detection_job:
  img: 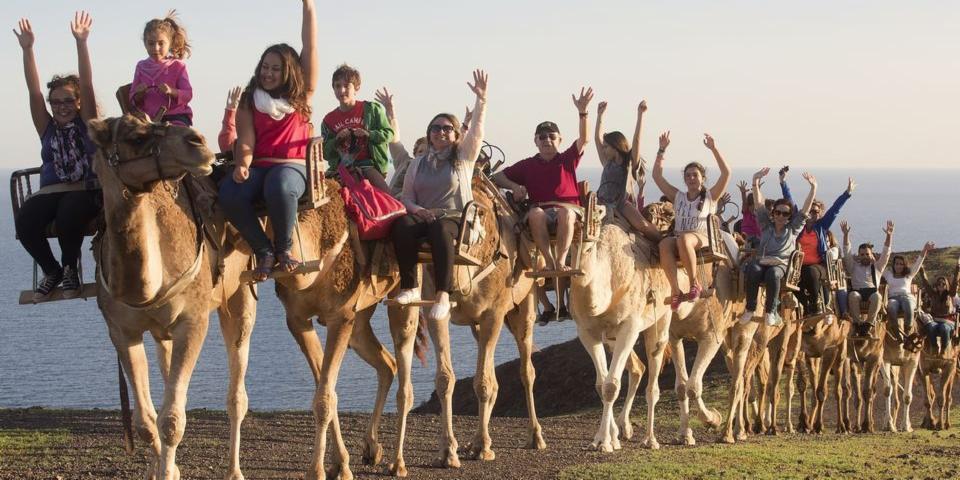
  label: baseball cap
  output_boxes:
[534,121,560,136]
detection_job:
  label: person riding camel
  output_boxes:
[883,241,934,342]
[841,219,893,327]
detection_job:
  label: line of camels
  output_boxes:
[66,113,957,480]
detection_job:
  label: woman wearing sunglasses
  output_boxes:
[13,12,101,301]
[391,69,488,321]
[739,168,817,326]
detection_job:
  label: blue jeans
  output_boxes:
[836,290,849,317]
[926,320,955,349]
[219,163,306,260]
[744,260,786,314]
[886,294,916,332]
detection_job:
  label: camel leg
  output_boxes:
[618,350,645,442]
[944,365,956,430]
[672,338,694,445]
[110,328,162,480]
[386,304,418,477]
[901,359,919,432]
[348,307,397,467]
[723,323,755,443]
[575,326,610,450]
[863,362,880,433]
[465,312,504,461]
[880,362,896,432]
[642,315,670,450]
[505,294,547,449]
[157,315,209,480]
[598,321,642,452]
[427,311,460,468]
[688,338,724,440]
[813,353,832,434]
[155,337,173,384]
[922,373,936,429]
[755,348,771,433]
[218,285,257,480]
[783,324,803,434]
[765,324,793,436]
[308,315,356,480]
[850,363,863,432]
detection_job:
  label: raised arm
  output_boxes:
[876,220,894,273]
[778,166,796,209]
[737,180,749,210]
[840,220,854,272]
[652,131,679,199]
[799,172,818,216]
[704,134,730,200]
[751,167,771,211]
[594,101,608,167]
[911,241,935,277]
[952,256,960,296]
[631,101,647,172]
[459,69,488,168]
[71,11,98,121]
[299,0,318,100]
[820,177,856,229]
[572,86,593,154]
[14,18,49,136]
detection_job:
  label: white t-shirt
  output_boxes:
[674,190,715,234]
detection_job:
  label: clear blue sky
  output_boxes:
[2,0,958,172]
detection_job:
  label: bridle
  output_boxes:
[105,117,185,195]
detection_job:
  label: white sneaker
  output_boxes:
[429,297,451,320]
[395,288,420,305]
[739,310,755,325]
[765,313,782,327]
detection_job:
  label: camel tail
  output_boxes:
[414,314,430,367]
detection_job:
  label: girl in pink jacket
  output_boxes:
[130,12,193,125]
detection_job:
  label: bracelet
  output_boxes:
[579,112,588,118]
[657,148,665,155]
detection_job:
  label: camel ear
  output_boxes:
[87,118,114,149]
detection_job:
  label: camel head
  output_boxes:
[88,114,214,193]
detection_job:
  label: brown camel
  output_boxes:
[390,177,545,474]
[880,323,921,432]
[88,115,257,480]
[796,313,851,434]
[919,336,958,430]
[847,320,886,433]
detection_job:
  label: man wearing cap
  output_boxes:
[493,87,594,321]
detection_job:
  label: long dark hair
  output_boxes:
[683,162,707,211]
[891,255,908,278]
[241,44,311,117]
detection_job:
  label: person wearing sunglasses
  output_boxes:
[778,167,856,317]
[739,168,817,326]
[652,131,731,310]
[841,219,893,327]
[13,13,101,301]
[492,87,595,321]
[391,70,488,321]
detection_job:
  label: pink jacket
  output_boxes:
[130,58,193,121]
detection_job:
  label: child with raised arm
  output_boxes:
[130,11,193,125]
[594,99,661,242]
[217,86,242,154]
[652,131,731,310]
[321,64,394,192]
[373,87,429,196]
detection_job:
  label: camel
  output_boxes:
[568,219,673,452]
[87,115,257,480]
[796,312,851,434]
[391,176,546,474]
[918,336,958,430]
[880,322,921,432]
[847,319,886,433]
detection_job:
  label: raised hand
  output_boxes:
[13,18,34,49]
[226,86,242,110]
[597,101,608,116]
[802,171,817,187]
[737,180,748,194]
[753,167,770,181]
[846,177,857,194]
[70,11,92,41]
[703,133,717,151]
[717,192,732,209]
[658,131,671,151]
[572,86,594,113]
[779,166,789,182]
[638,100,647,114]
[923,241,936,254]
[468,69,488,101]
[882,220,895,236]
[374,87,393,111]
[840,219,851,236]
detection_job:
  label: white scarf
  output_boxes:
[253,88,295,120]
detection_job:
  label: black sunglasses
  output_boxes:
[773,209,792,217]
[429,124,455,134]
[537,133,559,141]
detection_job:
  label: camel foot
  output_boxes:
[736,431,748,441]
[431,449,461,469]
[386,461,407,478]
[642,436,661,450]
[611,436,622,451]
[678,431,696,446]
[765,426,779,436]
[721,433,736,444]
[588,440,614,453]
[362,441,383,466]
[223,469,245,480]
[786,423,796,434]
[903,424,914,433]
[324,464,353,480]
[813,421,824,434]
[526,431,547,450]
[617,418,634,440]
[705,408,723,430]
[887,422,898,433]
[922,417,935,430]
[944,420,951,430]
[465,445,496,461]
[862,422,875,434]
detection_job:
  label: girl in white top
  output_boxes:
[652,132,731,310]
[883,241,934,340]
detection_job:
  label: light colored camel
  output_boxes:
[880,323,921,432]
[919,337,958,430]
[796,314,851,434]
[847,321,886,433]
[394,178,546,474]
[569,222,673,451]
[88,115,257,480]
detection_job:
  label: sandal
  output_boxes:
[687,284,703,302]
[253,253,276,282]
[276,251,302,274]
[670,293,682,311]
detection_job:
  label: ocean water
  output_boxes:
[0,167,957,412]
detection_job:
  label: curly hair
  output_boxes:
[143,12,191,59]
[332,64,361,88]
[46,74,81,100]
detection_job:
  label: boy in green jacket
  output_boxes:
[321,64,394,191]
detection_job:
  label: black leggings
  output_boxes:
[797,263,829,313]
[390,214,459,293]
[15,190,100,275]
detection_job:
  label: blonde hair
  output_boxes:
[143,11,191,59]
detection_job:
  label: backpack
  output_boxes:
[338,165,406,240]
